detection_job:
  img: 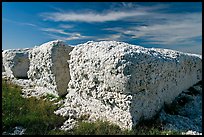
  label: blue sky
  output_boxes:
[2,2,202,55]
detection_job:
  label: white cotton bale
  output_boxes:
[56,41,202,130]
[2,48,30,79]
[27,40,74,96]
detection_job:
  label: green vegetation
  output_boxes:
[2,78,182,135]
[44,93,58,100]
[132,117,181,135]
[71,120,134,135]
[2,78,65,135]
[49,119,181,135]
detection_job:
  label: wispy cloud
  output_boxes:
[64,33,92,41]
[104,12,202,46]
[40,10,147,23]
[3,18,37,27]
[120,2,169,12]
[97,33,122,41]
[44,32,65,40]
[121,2,135,8]
[21,23,37,27]
[58,24,74,29]
[43,29,92,41]
[3,18,84,41]
[48,5,66,12]
[40,28,71,35]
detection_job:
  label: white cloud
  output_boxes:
[3,18,37,27]
[104,12,202,46]
[121,2,135,8]
[97,34,122,41]
[21,23,37,27]
[64,34,88,41]
[40,3,201,54]
[44,31,92,41]
[43,32,65,40]
[48,5,66,12]
[120,2,169,12]
[58,24,74,29]
[41,28,71,35]
[41,10,147,23]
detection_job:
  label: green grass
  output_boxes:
[46,120,134,135]
[2,78,65,135]
[2,78,182,135]
[50,119,181,135]
[71,120,134,135]
[132,117,181,135]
